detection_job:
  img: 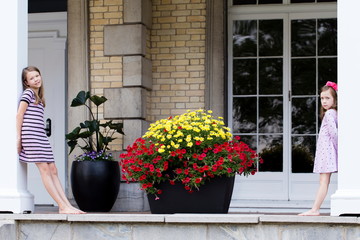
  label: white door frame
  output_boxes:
[28,12,67,205]
[228,3,337,210]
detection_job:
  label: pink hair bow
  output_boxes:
[326,81,338,91]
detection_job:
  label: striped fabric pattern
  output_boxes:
[19,89,54,163]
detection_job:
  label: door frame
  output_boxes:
[228,3,337,208]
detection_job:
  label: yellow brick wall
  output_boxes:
[88,0,207,148]
[150,0,206,121]
[89,0,124,150]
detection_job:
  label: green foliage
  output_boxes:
[65,91,125,160]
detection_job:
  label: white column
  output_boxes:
[0,0,34,213]
[331,0,360,216]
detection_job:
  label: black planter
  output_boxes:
[71,160,120,212]
[147,176,235,214]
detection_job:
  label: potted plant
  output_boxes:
[120,109,262,214]
[66,91,124,212]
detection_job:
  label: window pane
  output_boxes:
[233,20,257,57]
[259,97,283,133]
[233,59,257,95]
[258,0,282,4]
[237,135,257,151]
[233,97,257,133]
[318,19,337,56]
[292,136,315,173]
[292,97,316,134]
[233,0,256,4]
[292,58,316,95]
[259,58,283,94]
[291,19,316,57]
[259,19,283,56]
[291,0,314,2]
[259,135,283,172]
[318,58,337,87]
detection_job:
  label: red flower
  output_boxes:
[195,178,202,183]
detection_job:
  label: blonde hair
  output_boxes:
[22,66,46,107]
[320,85,337,119]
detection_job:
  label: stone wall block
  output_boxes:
[104,24,146,56]
[123,56,153,90]
[124,0,152,29]
[123,119,150,148]
[104,88,146,119]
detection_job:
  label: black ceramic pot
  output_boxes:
[71,160,120,212]
[147,176,235,214]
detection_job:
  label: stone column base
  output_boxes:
[0,190,34,214]
[331,189,360,216]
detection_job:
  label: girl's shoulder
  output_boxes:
[22,88,35,96]
[325,109,337,119]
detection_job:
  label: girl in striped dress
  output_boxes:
[16,66,84,214]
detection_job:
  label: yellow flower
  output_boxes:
[187,142,193,147]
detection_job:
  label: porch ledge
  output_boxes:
[0,213,359,225]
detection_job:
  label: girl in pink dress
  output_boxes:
[299,81,338,216]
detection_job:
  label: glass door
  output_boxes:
[229,11,337,203]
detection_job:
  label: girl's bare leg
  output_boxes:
[299,173,331,216]
[47,163,85,213]
[36,163,84,214]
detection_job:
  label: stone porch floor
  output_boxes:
[1,206,360,239]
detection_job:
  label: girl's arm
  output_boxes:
[16,101,28,154]
[324,110,338,140]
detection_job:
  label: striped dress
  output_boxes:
[19,89,54,163]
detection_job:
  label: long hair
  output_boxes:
[320,85,337,120]
[21,66,46,107]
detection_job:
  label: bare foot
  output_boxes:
[59,206,86,214]
[298,210,320,216]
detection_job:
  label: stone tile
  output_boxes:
[259,215,359,224]
[67,214,165,222]
[133,224,207,240]
[71,223,132,240]
[165,214,260,223]
[0,214,67,221]
[18,222,70,240]
[0,220,15,240]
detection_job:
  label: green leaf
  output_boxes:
[79,131,92,138]
[109,122,125,135]
[100,120,112,128]
[83,120,98,132]
[90,95,107,106]
[70,91,90,107]
[65,127,81,140]
[67,140,78,154]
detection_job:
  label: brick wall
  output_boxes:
[89,0,124,150]
[88,0,207,148]
[150,0,206,121]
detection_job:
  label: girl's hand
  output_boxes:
[17,139,22,154]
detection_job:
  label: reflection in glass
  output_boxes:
[237,135,257,152]
[258,135,283,172]
[291,0,314,2]
[258,0,282,3]
[292,136,316,173]
[233,97,257,133]
[292,58,316,95]
[291,19,316,57]
[292,97,316,134]
[233,20,257,57]
[259,97,283,133]
[318,19,337,56]
[318,58,337,87]
[233,0,256,4]
[259,19,283,56]
[233,59,257,95]
[259,58,283,94]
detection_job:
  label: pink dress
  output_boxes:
[313,109,338,173]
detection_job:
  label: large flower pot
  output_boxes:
[71,160,120,212]
[147,176,235,214]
